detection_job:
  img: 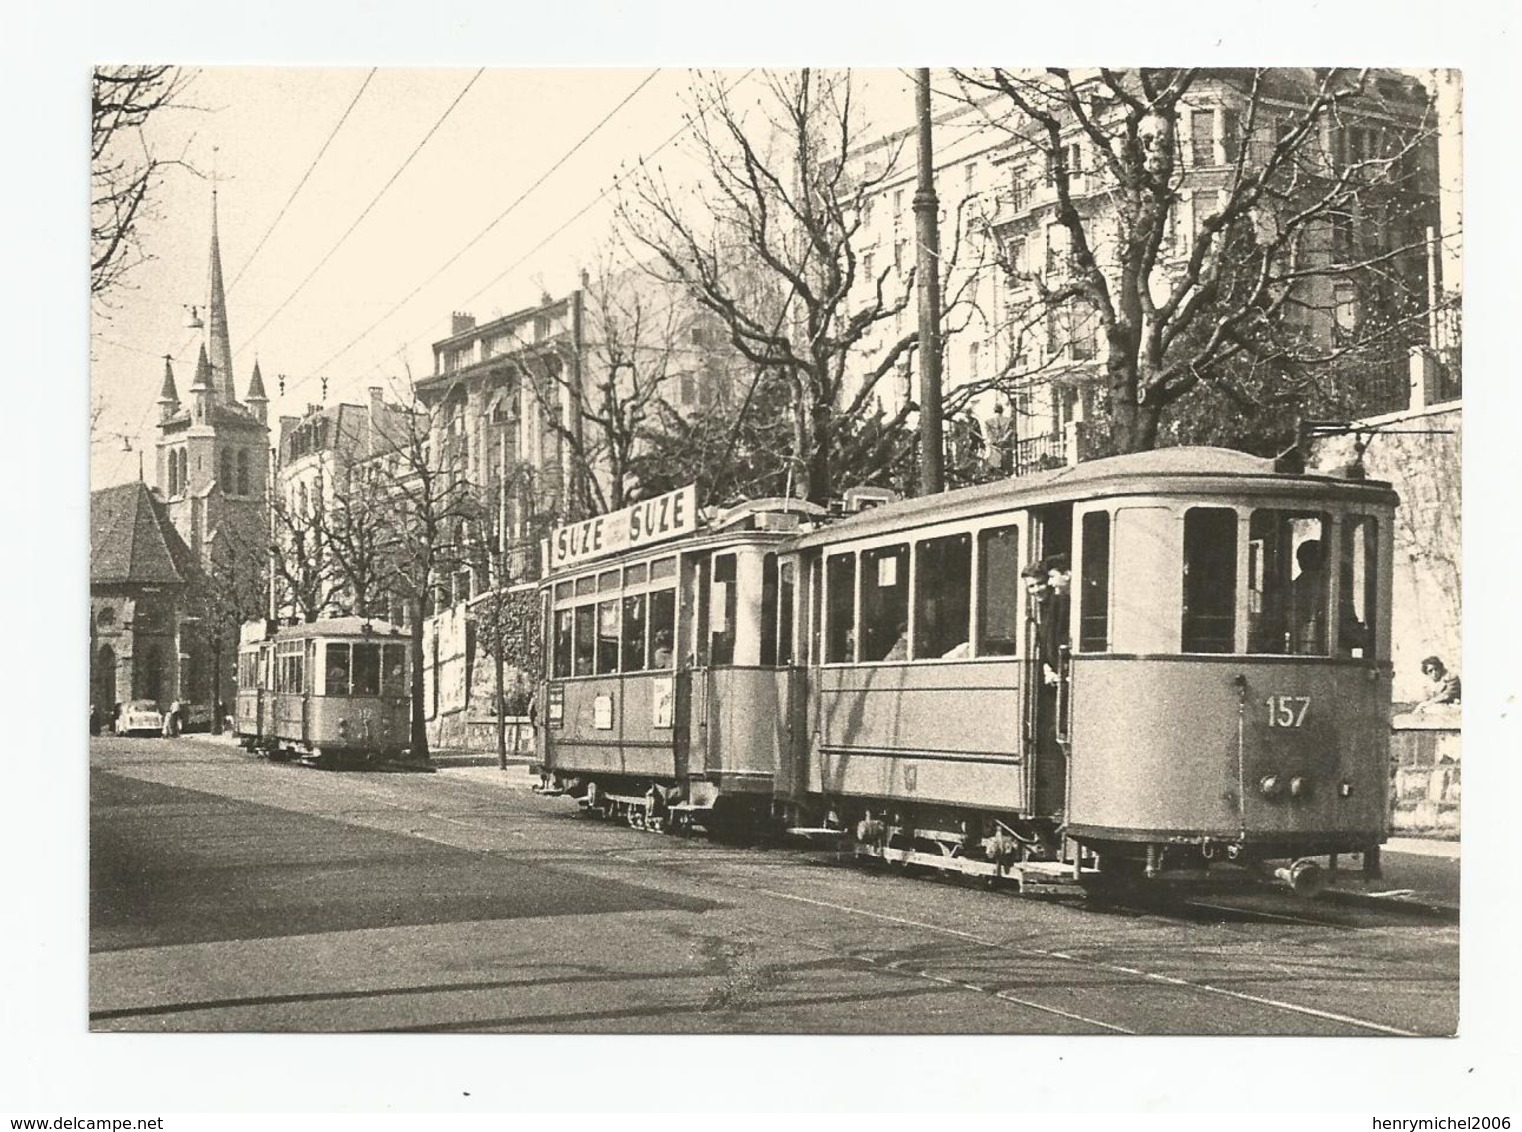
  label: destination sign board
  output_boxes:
[544,484,698,573]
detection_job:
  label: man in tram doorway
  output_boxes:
[1039,555,1072,686]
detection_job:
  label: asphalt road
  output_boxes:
[89,735,1460,1035]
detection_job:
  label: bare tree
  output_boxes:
[268,481,343,623]
[620,69,965,503]
[369,389,486,762]
[951,67,1449,455]
[92,66,194,307]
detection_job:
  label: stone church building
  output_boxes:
[90,187,271,722]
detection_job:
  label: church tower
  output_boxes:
[155,184,271,555]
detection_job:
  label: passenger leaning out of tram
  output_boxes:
[1038,555,1071,686]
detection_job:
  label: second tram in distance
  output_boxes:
[235,616,412,766]
[534,448,1396,892]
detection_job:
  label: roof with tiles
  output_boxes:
[90,481,194,587]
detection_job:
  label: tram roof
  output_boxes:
[264,616,409,642]
[789,446,1397,551]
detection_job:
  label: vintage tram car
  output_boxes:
[535,449,1395,890]
[235,617,412,766]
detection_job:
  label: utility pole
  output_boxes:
[914,67,945,495]
[494,431,508,772]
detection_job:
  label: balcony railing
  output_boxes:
[1013,432,1067,476]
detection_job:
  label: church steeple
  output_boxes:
[246,358,269,424]
[157,355,179,422]
[205,186,237,406]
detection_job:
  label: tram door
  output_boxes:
[1024,504,1073,818]
[673,553,709,787]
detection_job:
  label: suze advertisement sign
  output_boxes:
[543,484,698,573]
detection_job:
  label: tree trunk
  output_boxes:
[408,595,430,762]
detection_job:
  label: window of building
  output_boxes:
[236,449,250,496]
[1247,510,1329,655]
[1221,108,1242,164]
[650,557,677,582]
[1191,108,1216,166]
[1182,507,1239,653]
[1339,516,1379,658]
[825,552,857,663]
[860,543,909,661]
[709,553,738,666]
[221,450,233,490]
[623,563,648,587]
[552,609,572,679]
[574,576,597,598]
[352,643,381,696]
[596,599,620,674]
[621,593,647,672]
[913,532,971,659]
[648,587,676,669]
[1078,511,1111,652]
[324,642,351,695]
[97,606,116,629]
[598,569,620,593]
[968,340,981,380]
[977,525,1021,656]
[574,605,596,675]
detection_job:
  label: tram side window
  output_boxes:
[1182,508,1238,653]
[1339,517,1378,658]
[777,559,797,665]
[325,643,351,695]
[383,644,407,694]
[1247,511,1329,655]
[553,608,573,678]
[596,600,620,674]
[825,552,857,663]
[916,532,972,659]
[861,544,909,661]
[574,605,596,675]
[621,593,647,672]
[1078,511,1111,652]
[977,525,1021,656]
[648,587,676,669]
[352,643,381,696]
[710,553,738,666]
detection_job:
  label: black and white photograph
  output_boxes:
[8,0,1519,1121]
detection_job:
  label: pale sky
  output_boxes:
[89,66,931,488]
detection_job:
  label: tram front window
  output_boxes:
[1183,507,1238,653]
[1248,511,1329,655]
[1340,516,1378,658]
[352,644,381,696]
[383,644,407,694]
[710,553,738,665]
[915,533,970,659]
[325,643,351,695]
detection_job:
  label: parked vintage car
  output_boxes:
[115,699,164,738]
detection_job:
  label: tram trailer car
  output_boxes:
[537,488,823,835]
[235,617,412,766]
[537,450,1396,894]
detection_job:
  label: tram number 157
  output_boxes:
[1266,695,1311,728]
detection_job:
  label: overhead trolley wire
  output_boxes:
[236,67,486,362]
[227,68,378,293]
[292,68,665,396]
[318,68,760,398]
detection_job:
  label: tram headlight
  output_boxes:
[1339,780,1353,798]
[1258,774,1283,799]
[1289,775,1310,799]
